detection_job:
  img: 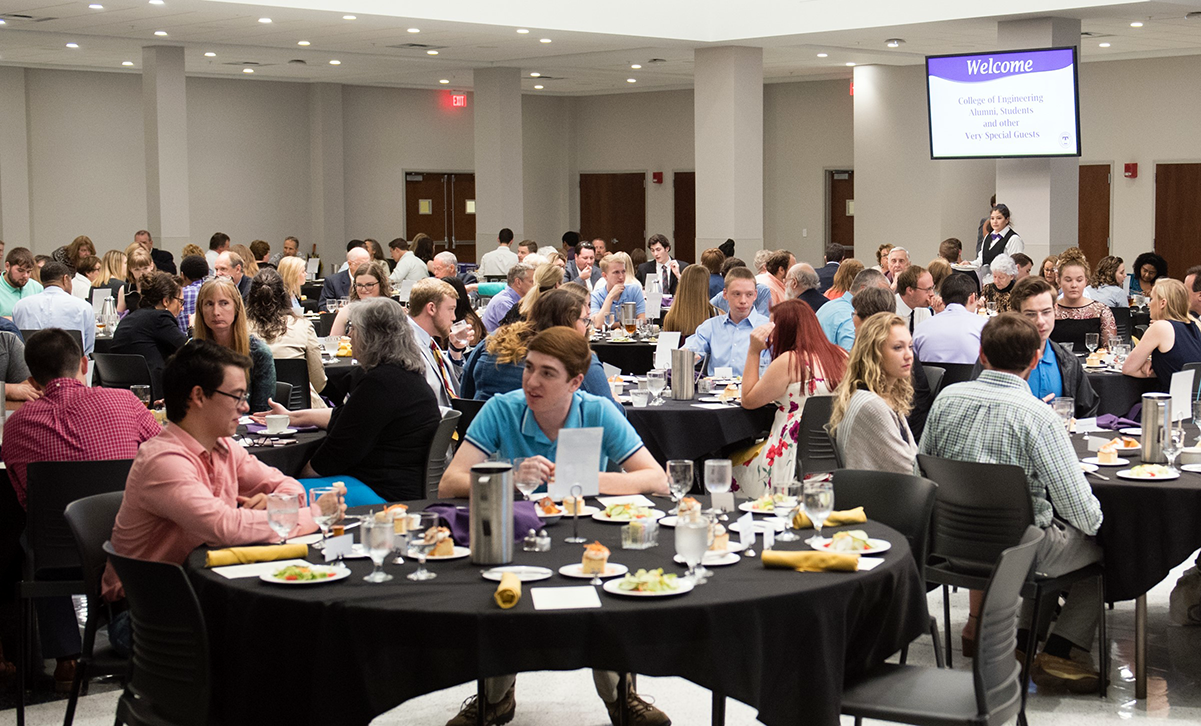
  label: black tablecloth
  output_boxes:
[322,358,358,404]
[1072,432,1201,601]
[1086,370,1160,418]
[187,498,927,726]
[239,425,325,478]
[592,341,656,375]
[624,398,775,463]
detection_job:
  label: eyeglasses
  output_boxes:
[354,282,379,291]
[916,286,935,293]
[174,296,185,304]
[211,389,250,404]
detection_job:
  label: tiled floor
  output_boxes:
[8,551,1201,726]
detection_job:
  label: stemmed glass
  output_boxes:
[987,301,997,315]
[1192,400,1201,445]
[265,493,299,544]
[772,479,801,542]
[512,458,541,501]
[307,487,339,549]
[646,369,667,406]
[391,512,411,565]
[704,458,732,520]
[1164,427,1185,474]
[674,514,708,584]
[325,299,338,313]
[407,512,441,581]
[802,480,834,546]
[1085,333,1100,355]
[666,460,694,515]
[360,518,394,583]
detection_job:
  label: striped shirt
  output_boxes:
[918,369,1103,534]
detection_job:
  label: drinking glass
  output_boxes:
[987,300,997,315]
[322,335,339,356]
[265,493,299,544]
[674,515,708,584]
[772,479,801,542]
[392,512,411,565]
[1193,400,1201,444]
[308,487,339,550]
[130,384,152,409]
[802,480,834,546]
[1164,427,1185,473]
[666,459,694,514]
[1051,397,1074,429]
[1085,333,1100,354]
[407,512,441,581]
[360,518,394,583]
[704,458,732,520]
[621,304,637,335]
[325,299,338,313]
[512,457,541,501]
[646,369,667,406]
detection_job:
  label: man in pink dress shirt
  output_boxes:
[101,340,337,653]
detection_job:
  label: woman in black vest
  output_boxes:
[972,203,1024,283]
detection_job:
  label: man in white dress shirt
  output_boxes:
[478,228,520,279]
[895,265,934,333]
[388,237,429,287]
[13,261,96,355]
[912,273,985,365]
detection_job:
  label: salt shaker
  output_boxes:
[522,528,539,552]
[536,529,552,552]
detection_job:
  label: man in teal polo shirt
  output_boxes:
[0,247,44,317]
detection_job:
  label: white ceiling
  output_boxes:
[0,0,1200,94]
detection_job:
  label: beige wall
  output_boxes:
[522,94,572,250]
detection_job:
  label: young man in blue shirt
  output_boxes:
[590,252,646,329]
[685,266,770,376]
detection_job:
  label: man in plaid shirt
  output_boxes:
[920,312,1104,692]
[176,254,208,334]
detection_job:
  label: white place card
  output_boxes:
[646,292,663,317]
[306,257,320,276]
[212,558,312,579]
[737,512,754,548]
[1074,417,1102,434]
[653,332,680,370]
[397,278,416,303]
[1086,436,1105,453]
[692,403,730,410]
[858,557,885,571]
[596,494,656,508]
[549,427,603,499]
[602,362,621,380]
[322,534,354,562]
[761,527,775,550]
[711,492,735,513]
[1171,369,1194,421]
[715,366,733,379]
[286,533,324,546]
[531,586,603,610]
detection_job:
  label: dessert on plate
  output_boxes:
[562,495,586,515]
[582,541,610,574]
[709,523,729,551]
[425,526,455,556]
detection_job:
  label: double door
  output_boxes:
[405,172,476,263]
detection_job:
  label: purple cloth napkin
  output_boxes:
[423,501,542,546]
[1096,413,1139,430]
[245,423,320,433]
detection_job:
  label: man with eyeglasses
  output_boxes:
[894,265,935,333]
[101,340,343,655]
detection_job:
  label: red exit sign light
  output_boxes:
[451,93,467,107]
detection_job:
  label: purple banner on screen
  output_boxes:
[929,48,1074,83]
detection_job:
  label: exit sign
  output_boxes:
[451,93,467,107]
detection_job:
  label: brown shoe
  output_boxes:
[54,659,77,694]
[446,684,516,726]
[605,691,671,726]
[1030,652,1100,694]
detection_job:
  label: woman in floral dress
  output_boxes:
[732,299,848,497]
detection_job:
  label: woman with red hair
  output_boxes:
[732,299,848,496]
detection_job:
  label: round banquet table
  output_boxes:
[1085,369,1159,418]
[186,497,927,726]
[592,340,655,375]
[623,397,775,463]
[321,357,358,404]
[239,425,325,478]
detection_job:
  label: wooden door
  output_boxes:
[828,170,854,255]
[449,173,476,263]
[1154,163,1201,276]
[580,173,646,255]
[405,173,447,244]
[673,172,696,264]
[1078,164,1111,265]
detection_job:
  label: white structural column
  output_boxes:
[0,67,32,247]
[310,83,346,269]
[473,67,524,246]
[995,17,1081,259]
[694,46,764,252]
[142,46,190,253]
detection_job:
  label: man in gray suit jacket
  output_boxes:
[565,240,602,291]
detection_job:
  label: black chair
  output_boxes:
[795,395,841,476]
[840,527,1043,726]
[21,328,83,351]
[274,358,311,411]
[104,542,210,726]
[274,381,294,407]
[1185,362,1201,402]
[451,398,486,442]
[917,454,1107,706]
[928,362,977,389]
[1110,306,1131,343]
[832,469,943,667]
[1050,316,1102,353]
[1134,323,1148,339]
[92,353,152,390]
[424,409,462,498]
[924,365,947,399]
[314,313,336,338]
[63,492,129,726]
[17,460,133,725]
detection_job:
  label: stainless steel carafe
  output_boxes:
[1141,392,1171,464]
[469,462,514,565]
[671,348,695,400]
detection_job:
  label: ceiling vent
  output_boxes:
[288,59,307,65]
[0,13,58,22]
[387,42,448,50]
[224,61,274,67]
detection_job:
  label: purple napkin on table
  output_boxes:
[423,500,541,546]
[1096,413,1139,430]
[245,423,320,433]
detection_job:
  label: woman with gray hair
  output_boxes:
[254,297,441,502]
[980,253,1018,313]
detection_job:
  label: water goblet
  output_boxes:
[512,457,541,501]
[1164,427,1185,474]
[361,518,394,583]
[406,512,441,581]
[1085,333,1100,354]
[1193,401,1201,444]
[704,458,732,520]
[325,299,338,313]
[307,487,339,550]
[674,515,708,584]
[1051,397,1074,429]
[772,480,801,542]
[666,459,693,514]
[802,480,834,546]
[265,493,299,544]
[646,369,667,406]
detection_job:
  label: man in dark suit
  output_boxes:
[565,240,602,292]
[784,262,828,314]
[134,230,176,274]
[636,234,683,295]
[816,243,845,293]
[319,246,370,306]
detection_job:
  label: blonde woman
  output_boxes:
[330,261,392,337]
[95,249,128,306]
[181,243,205,259]
[277,256,307,314]
[120,248,155,313]
[828,312,919,474]
[1122,278,1201,388]
[663,265,718,338]
[824,258,865,301]
[232,244,259,277]
[193,278,276,412]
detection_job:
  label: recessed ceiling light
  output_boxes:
[297,40,310,46]
[258,17,271,23]
[204,51,216,57]
[89,3,104,8]
[534,85,544,89]
[149,0,164,4]
[540,38,552,43]
[342,15,356,20]
[439,79,449,84]
[427,50,438,55]
[886,38,904,48]
[631,64,641,69]
[627,78,637,83]
[516,28,529,34]
[1099,42,1111,47]
[0,18,6,25]
[243,68,254,73]
[122,61,134,66]
[66,42,80,48]
[154,30,168,36]
[329,59,340,65]
[530,72,540,77]
[1130,21,1144,27]
[817,53,828,58]
[846,62,856,67]
[408,28,420,33]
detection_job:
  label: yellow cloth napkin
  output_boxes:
[762,549,859,572]
[494,571,522,609]
[205,543,308,567]
[792,506,867,530]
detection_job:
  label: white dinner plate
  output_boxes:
[1180,464,1201,474]
[263,428,298,437]
[673,551,741,567]
[259,565,350,585]
[592,509,666,524]
[558,563,630,579]
[602,577,694,598]
[699,396,738,404]
[738,500,795,514]
[1081,456,1130,467]
[555,505,600,518]
[423,545,472,560]
[1116,468,1180,481]
[480,566,553,583]
[1119,427,1143,436]
[1079,462,1099,473]
[534,509,564,523]
[808,537,893,555]
[727,518,786,534]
